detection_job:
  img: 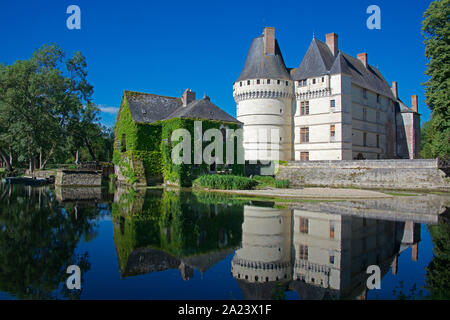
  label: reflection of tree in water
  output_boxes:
[425,210,450,299]
[0,184,98,299]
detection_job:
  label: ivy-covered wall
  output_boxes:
[113,93,163,185]
[114,92,244,187]
[161,118,244,187]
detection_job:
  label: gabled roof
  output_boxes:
[293,38,396,99]
[165,97,242,124]
[236,35,291,81]
[124,91,182,123]
[123,91,240,124]
[293,38,335,80]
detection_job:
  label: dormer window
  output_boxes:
[277,80,281,85]
[247,80,250,85]
[256,79,260,84]
[267,79,270,84]
[312,79,316,84]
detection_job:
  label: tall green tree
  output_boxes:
[421,0,450,158]
[0,44,112,172]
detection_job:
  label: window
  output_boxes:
[267,79,270,84]
[299,245,308,260]
[363,108,367,121]
[376,134,380,148]
[286,81,289,86]
[330,99,336,111]
[256,79,260,84]
[300,127,309,143]
[313,79,316,84]
[300,218,309,233]
[322,77,325,82]
[377,94,380,103]
[363,132,367,146]
[121,134,126,152]
[300,152,309,161]
[240,82,242,87]
[277,80,281,85]
[363,88,367,99]
[300,101,309,115]
[329,253,335,264]
[330,221,335,238]
[330,125,336,140]
[247,80,250,85]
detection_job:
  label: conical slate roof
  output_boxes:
[236,35,291,82]
[293,38,336,80]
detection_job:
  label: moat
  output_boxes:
[0,183,448,300]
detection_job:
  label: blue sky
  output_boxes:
[0,0,432,127]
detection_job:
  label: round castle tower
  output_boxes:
[233,27,294,162]
[231,205,292,283]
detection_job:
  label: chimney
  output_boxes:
[392,81,398,99]
[263,27,275,55]
[181,89,196,106]
[326,33,339,56]
[357,53,368,68]
[411,95,418,112]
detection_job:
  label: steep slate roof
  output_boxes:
[237,35,291,81]
[293,38,395,99]
[164,97,242,124]
[125,91,182,123]
[293,38,336,80]
[123,91,240,124]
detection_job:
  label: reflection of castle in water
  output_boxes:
[111,187,446,299]
[232,205,422,300]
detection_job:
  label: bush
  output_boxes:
[193,175,258,190]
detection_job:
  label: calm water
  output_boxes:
[0,183,448,300]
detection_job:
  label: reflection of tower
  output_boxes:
[232,206,292,283]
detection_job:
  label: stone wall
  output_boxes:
[276,159,449,191]
[55,169,102,187]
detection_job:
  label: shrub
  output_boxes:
[253,175,290,189]
[193,175,258,190]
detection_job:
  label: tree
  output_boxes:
[0,44,113,172]
[421,0,450,158]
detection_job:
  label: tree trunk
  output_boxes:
[40,146,55,170]
[84,137,97,162]
[0,148,12,171]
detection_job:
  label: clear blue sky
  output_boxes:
[0,0,432,127]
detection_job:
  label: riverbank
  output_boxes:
[202,187,394,200]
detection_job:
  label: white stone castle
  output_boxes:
[233,27,421,161]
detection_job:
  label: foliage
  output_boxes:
[0,44,113,172]
[421,0,450,158]
[193,174,258,190]
[253,175,290,189]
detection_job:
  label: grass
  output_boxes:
[193,175,259,190]
[252,175,290,189]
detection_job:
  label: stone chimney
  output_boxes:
[326,33,338,57]
[264,27,275,55]
[357,53,368,68]
[392,81,398,99]
[411,95,418,112]
[181,89,196,107]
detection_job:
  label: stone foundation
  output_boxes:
[276,159,449,191]
[55,169,102,187]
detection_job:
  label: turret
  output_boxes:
[233,27,294,162]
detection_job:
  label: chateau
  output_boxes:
[234,27,421,161]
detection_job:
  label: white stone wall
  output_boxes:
[234,79,294,161]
